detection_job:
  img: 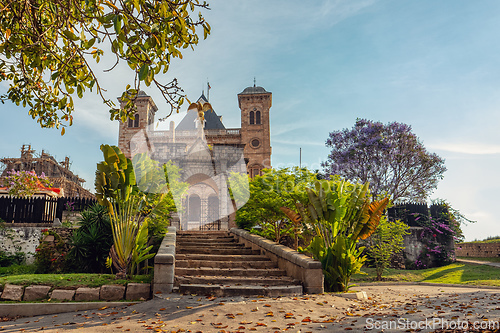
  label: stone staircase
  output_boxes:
[174,231,303,297]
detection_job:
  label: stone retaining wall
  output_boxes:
[0,283,151,302]
[456,242,500,258]
[153,226,176,294]
[0,226,43,264]
[0,223,77,264]
[61,211,82,226]
[230,228,324,294]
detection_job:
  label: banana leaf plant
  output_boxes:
[304,179,389,292]
[279,205,305,250]
[95,144,166,278]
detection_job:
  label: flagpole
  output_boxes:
[207,79,210,101]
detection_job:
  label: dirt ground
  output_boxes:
[1,284,500,332]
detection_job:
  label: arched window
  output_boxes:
[128,113,140,128]
[250,165,262,178]
[256,111,261,124]
[249,111,255,125]
[207,195,219,223]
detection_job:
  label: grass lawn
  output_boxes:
[352,262,500,287]
[0,273,151,289]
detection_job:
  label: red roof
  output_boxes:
[0,184,63,196]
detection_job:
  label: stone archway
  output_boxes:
[182,174,222,230]
[187,194,201,223]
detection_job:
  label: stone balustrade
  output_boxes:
[153,226,177,294]
[230,228,324,294]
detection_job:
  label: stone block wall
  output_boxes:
[61,211,81,226]
[455,242,500,258]
[0,227,43,264]
[153,226,177,294]
[403,227,426,263]
[0,226,75,264]
[1,283,151,302]
[401,226,455,268]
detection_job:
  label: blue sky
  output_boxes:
[1,0,499,241]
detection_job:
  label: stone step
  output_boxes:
[178,284,303,297]
[177,232,230,238]
[175,267,287,277]
[176,275,299,286]
[177,240,245,247]
[177,234,234,239]
[175,254,271,262]
[176,242,245,248]
[174,231,303,296]
[176,237,238,244]
[176,259,276,269]
[176,247,260,255]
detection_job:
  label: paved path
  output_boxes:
[456,258,500,268]
[2,284,500,332]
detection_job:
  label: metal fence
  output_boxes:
[0,196,96,224]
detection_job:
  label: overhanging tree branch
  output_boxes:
[0,0,211,134]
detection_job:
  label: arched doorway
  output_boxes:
[188,194,201,224]
[205,194,220,230]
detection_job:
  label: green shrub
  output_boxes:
[0,263,36,276]
[66,203,113,273]
[0,250,25,267]
[34,229,70,274]
[366,217,409,280]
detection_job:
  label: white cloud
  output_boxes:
[318,0,378,25]
[428,142,500,155]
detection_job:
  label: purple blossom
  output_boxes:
[322,118,446,202]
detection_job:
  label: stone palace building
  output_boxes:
[118,85,272,230]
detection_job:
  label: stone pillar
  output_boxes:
[153,227,177,294]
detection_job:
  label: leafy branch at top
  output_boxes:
[0,0,211,133]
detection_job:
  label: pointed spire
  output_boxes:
[253,77,256,87]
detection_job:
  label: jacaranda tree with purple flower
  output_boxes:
[322,119,447,202]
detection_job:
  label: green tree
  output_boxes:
[0,0,211,133]
[95,144,169,278]
[367,216,409,281]
[144,160,188,255]
[233,167,317,249]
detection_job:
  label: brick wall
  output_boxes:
[455,242,500,258]
[238,91,272,173]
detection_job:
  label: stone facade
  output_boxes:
[117,86,273,230]
[237,86,272,176]
[118,86,272,177]
[117,91,159,159]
